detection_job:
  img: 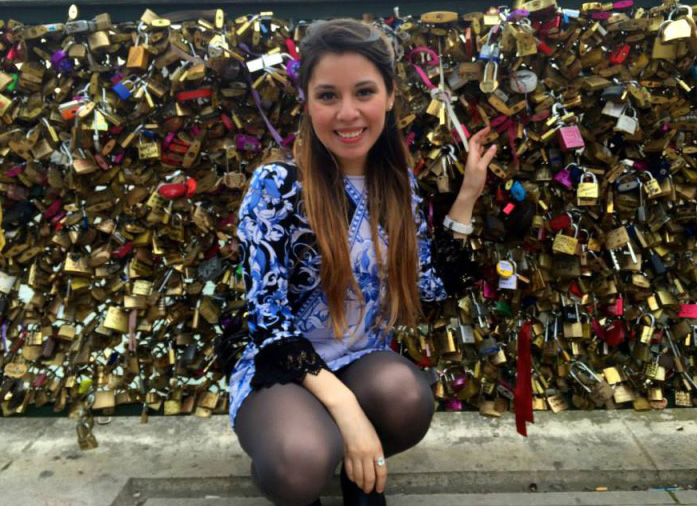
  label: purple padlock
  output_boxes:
[237,134,261,153]
[51,50,73,73]
[554,168,573,189]
[444,398,463,412]
[633,160,649,170]
[449,373,468,392]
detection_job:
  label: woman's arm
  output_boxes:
[445,192,475,240]
[237,162,330,389]
[302,368,360,415]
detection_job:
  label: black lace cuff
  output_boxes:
[250,337,329,390]
[432,224,475,296]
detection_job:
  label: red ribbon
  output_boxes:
[490,115,519,170]
[514,320,534,437]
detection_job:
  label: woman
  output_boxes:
[228,17,497,506]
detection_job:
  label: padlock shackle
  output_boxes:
[570,361,603,386]
[635,312,655,325]
[579,171,598,183]
[669,4,693,20]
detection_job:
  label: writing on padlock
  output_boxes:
[576,171,599,206]
[497,260,518,290]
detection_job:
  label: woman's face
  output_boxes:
[306,51,394,176]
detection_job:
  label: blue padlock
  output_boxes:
[506,180,526,201]
[141,129,157,140]
[568,164,584,185]
[112,80,133,100]
[691,65,697,81]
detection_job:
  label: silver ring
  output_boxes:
[375,457,385,467]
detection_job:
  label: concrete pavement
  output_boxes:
[0,410,695,506]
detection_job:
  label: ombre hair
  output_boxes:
[280,18,422,340]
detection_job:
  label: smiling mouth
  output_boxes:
[335,128,366,139]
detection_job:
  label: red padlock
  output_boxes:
[536,39,553,55]
[568,279,584,298]
[43,199,62,218]
[158,178,197,199]
[609,44,630,65]
[204,242,220,260]
[221,113,234,131]
[549,213,571,231]
[602,320,625,347]
[591,318,606,341]
[112,241,134,260]
[606,296,623,316]
[495,185,508,204]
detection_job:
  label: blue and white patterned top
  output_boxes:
[228,160,450,430]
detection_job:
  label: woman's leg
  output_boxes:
[335,350,435,458]
[234,382,344,506]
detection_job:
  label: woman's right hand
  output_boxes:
[333,402,387,494]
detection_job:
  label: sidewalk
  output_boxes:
[1,410,696,506]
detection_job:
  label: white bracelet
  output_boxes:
[443,214,473,235]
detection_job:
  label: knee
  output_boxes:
[373,363,435,435]
[253,438,336,506]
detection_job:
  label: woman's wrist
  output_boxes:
[446,193,476,227]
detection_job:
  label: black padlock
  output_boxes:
[2,200,38,231]
[481,214,506,242]
[600,84,625,101]
[649,252,667,276]
[181,343,197,366]
[504,200,536,241]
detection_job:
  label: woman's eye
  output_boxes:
[318,89,374,100]
[358,88,374,96]
[318,92,334,100]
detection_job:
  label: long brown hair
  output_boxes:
[286,18,421,340]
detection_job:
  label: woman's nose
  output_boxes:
[337,98,360,120]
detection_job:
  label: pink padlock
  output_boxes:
[482,280,497,300]
[559,124,585,150]
[678,304,697,318]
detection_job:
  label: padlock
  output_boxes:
[614,106,639,135]
[576,171,599,206]
[569,362,615,406]
[112,79,136,100]
[497,259,518,290]
[636,313,655,344]
[505,180,526,201]
[552,223,579,255]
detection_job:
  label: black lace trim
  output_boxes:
[431,224,475,297]
[250,337,329,390]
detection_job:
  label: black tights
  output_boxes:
[234,350,435,506]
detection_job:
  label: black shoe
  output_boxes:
[339,463,387,506]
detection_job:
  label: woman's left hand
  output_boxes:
[459,125,498,201]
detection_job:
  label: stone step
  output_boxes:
[143,490,697,506]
